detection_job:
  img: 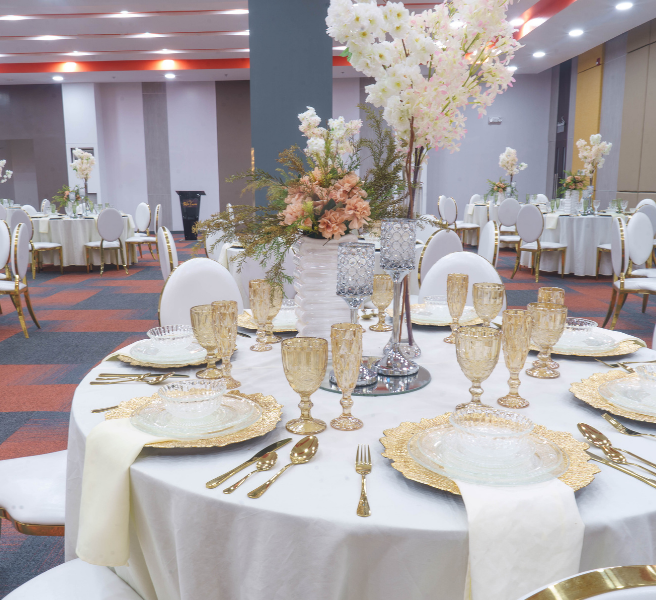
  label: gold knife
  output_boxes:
[206,438,293,489]
[586,450,656,489]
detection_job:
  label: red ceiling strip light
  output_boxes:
[0,10,248,20]
[515,0,580,39]
[0,31,246,41]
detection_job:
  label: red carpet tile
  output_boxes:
[0,385,77,412]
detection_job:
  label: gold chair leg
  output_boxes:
[534,250,541,283]
[138,243,143,258]
[148,243,157,260]
[643,294,649,313]
[59,247,63,274]
[610,292,627,330]
[561,249,566,278]
[99,245,105,276]
[511,247,521,279]
[115,248,119,270]
[11,293,29,338]
[120,243,129,275]
[596,249,601,279]
[23,289,40,328]
[31,252,36,280]
[602,287,617,328]
[85,247,90,274]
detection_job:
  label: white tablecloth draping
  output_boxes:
[463,204,498,245]
[65,323,656,600]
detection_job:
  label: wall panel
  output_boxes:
[638,43,656,192]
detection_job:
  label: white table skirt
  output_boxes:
[463,204,498,245]
[32,217,135,267]
[65,322,656,600]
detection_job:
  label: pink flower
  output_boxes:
[344,196,371,229]
[282,202,311,227]
[318,209,347,239]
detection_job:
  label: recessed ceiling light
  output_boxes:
[508,66,518,72]
[569,29,584,37]
[533,51,546,58]
[121,10,129,14]
[137,32,158,38]
[37,35,64,41]
[165,73,176,79]
[52,76,64,81]
[616,1,633,8]
[224,9,249,14]
[509,18,524,27]
[0,15,28,20]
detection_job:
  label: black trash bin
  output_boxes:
[176,191,205,240]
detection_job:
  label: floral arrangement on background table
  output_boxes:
[559,172,588,194]
[486,178,509,198]
[52,184,85,211]
[70,148,96,200]
[498,146,526,194]
[0,159,13,185]
[577,133,612,188]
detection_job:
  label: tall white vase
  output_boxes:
[293,233,357,345]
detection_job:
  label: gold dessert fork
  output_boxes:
[355,445,371,518]
[603,413,656,439]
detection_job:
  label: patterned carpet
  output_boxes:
[0,238,654,596]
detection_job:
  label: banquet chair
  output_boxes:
[478,220,499,266]
[0,220,10,290]
[40,199,50,213]
[0,204,6,221]
[237,252,296,307]
[157,226,178,281]
[27,210,64,278]
[418,229,463,286]
[125,202,158,262]
[416,220,440,244]
[442,196,481,246]
[84,208,128,276]
[0,451,66,537]
[634,203,656,268]
[159,257,243,326]
[204,228,226,261]
[0,222,40,338]
[497,198,521,244]
[636,198,656,210]
[536,193,549,205]
[470,193,482,205]
[21,204,37,216]
[517,565,656,599]
[419,251,506,309]
[511,204,567,283]
[3,558,144,600]
[604,213,656,329]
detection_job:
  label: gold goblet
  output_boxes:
[370,274,393,332]
[445,273,468,344]
[537,287,565,305]
[282,337,328,435]
[472,282,505,327]
[263,285,283,344]
[455,325,501,410]
[525,302,568,379]
[330,323,364,431]
[190,304,222,379]
[249,279,272,352]
[211,300,241,389]
[498,309,532,409]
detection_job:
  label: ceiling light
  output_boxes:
[508,66,518,72]
[52,76,64,81]
[616,1,633,8]
[63,62,77,71]
[37,35,64,41]
[224,9,249,14]
[333,45,346,51]
[526,18,546,28]
[569,29,583,37]
[165,73,176,79]
[0,15,28,20]
[233,30,249,35]
[161,60,175,69]
[155,49,172,54]
[121,10,129,14]
[533,51,546,58]
[509,18,524,27]
[136,32,158,38]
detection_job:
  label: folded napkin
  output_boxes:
[466,204,475,216]
[76,418,172,566]
[458,479,583,600]
[38,218,49,234]
[545,214,559,230]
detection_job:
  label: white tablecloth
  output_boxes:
[65,322,656,600]
[462,204,499,245]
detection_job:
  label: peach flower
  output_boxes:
[318,209,347,239]
[282,201,311,226]
[341,172,359,191]
[344,196,371,229]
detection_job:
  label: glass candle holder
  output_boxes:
[525,302,567,379]
[249,279,272,352]
[472,282,505,327]
[211,300,240,389]
[370,274,393,332]
[455,325,501,410]
[330,323,364,431]
[498,309,532,409]
[190,304,222,379]
[263,285,283,345]
[445,273,468,344]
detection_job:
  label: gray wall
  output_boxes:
[0,85,67,206]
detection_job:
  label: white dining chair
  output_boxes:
[497,198,521,243]
[84,208,128,276]
[125,202,157,262]
[415,220,440,244]
[40,199,50,213]
[511,204,567,282]
[159,257,243,326]
[636,203,656,267]
[204,228,226,261]
[441,196,481,246]
[0,450,66,537]
[157,226,178,281]
[419,251,506,309]
[478,220,499,266]
[3,558,143,600]
[28,210,64,278]
[470,193,482,205]
[0,219,9,284]
[238,253,296,308]
[21,204,37,216]
[536,193,549,205]
[0,222,40,337]
[0,204,6,221]
[636,198,656,210]
[417,229,463,286]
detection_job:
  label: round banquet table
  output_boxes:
[462,203,498,245]
[65,320,656,600]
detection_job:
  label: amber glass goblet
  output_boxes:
[537,287,565,305]
[445,273,468,344]
[330,323,364,431]
[455,325,501,410]
[211,300,240,389]
[498,309,532,409]
[191,304,222,379]
[525,302,567,379]
[370,274,393,332]
[472,282,505,327]
[263,285,283,344]
[249,279,272,352]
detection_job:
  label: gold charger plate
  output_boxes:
[380,413,599,495]
[105,390,283,448]
[113,352,207,369]
[570,370,656,424]
[238,311,297,333]
[531,337,645,357]
[386,304,482,327]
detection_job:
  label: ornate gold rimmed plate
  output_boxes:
[105,390,283,448]
[531,337,645,357]
[112,352,208,369]
[570,371,656,424]
[387,305,482,327]
[238,312,297,333]
[380,413,599,495]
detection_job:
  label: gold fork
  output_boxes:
[355,445,372,518]
[603,413,656,439]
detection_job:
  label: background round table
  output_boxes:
[65,321,656,600]
[462,203,498,245]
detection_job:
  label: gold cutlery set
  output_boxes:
[91,372,189,386]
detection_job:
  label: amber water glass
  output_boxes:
[498,310,532,409]
[211,300,240,389]
[191,304,222,379]
[445,273,468,344]
[525,302,567,379]
[370,274,393,332]
[263,285,283,344]
[330,323,364,431]
[472,283,505,327]
[249,279,272,352]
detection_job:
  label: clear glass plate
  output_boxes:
[130,340,207,365]
[407,424,568,486]
[130,394,262,440]
[554,329,620,353]
[411,305,478,326]
[598,378,656,418]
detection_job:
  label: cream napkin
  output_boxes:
[545,214,559,230]
[76,418,172,567]
[466,204,475,216]
[38,218,49,234]
[458,479,584,600]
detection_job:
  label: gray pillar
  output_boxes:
[249,0,332,207]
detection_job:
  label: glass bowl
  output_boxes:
[564,318,598,333]
[417,295,447,316]
[636,365,656,385]
[147,325,194,355]
[157,379,226,420]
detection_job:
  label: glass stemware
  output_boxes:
[330,323,364,431]
[263,285,283,345]
[498,310,532,409]
[376,218,419,377]
[535,288,564,370]
[621,200,629,213]
[249,279,272,352]
[190,304,222,379]
[454,325,502,410]
[525,302,568,379]
[282,337,328,435]
[211,300,240,389]
[370,274,393,332]
[445,273,468,344]
[593,199,601,214]
[472,282,505,327]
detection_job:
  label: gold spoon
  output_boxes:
[247,436,318,499]
[223,452,278,494]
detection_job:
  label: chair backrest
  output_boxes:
[416,220,440,244]
[419,251,506,309]
[0,219,10,270]
[154,204,161,231]
[205,229,225,261]
[41,199,50,212]
[159,257,244,326]
[157,226,178,280]
[239,252,296,304]
[10,222,30,280]
[438,196,457,225]
[21,204,37,216]
[516,204,544,244]
[626,211,654,266]
[497,198,521,227]
[0,204,6,221]
[133,202,151,232]
[636,198,656,210]
[637,203,656,235]
[470,194,482,205]
[97,208,124,242]
[610,216,629,278]
[418,229,463,285]
[536,193,549,204]
[9,209,33,240]
[478,220,499,266]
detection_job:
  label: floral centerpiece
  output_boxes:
[499,147,527,183]
[52,184,85,211]
[559,172,588,193]
[487,178,509,197]
[70,148,96,199]
[576,133,612,187]
[0,159,13,185]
